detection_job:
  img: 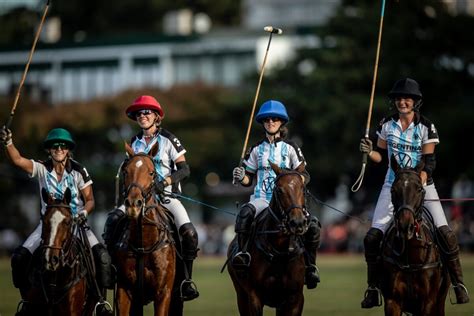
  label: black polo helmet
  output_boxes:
[388,78,422,100]
[388,78,423,110]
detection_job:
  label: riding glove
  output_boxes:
[155,180,167,194]
[77,210,88,225]
[359,138,373,154]
[0,126,12,146]
[233,167,245,183]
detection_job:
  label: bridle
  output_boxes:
[270,171,309,236]
[122,153,157,207]
[41,203,76,264]
[392,168,426,222]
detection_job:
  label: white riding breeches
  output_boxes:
[248,198,270,216]
[371,183,448,233]
[22,222,99,254]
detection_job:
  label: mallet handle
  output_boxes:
[6,0,50,129]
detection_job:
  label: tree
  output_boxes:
[262,0,474,198]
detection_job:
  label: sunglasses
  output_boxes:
[135,109,154,117]
[51,142,68,150]
[263,117,281,123]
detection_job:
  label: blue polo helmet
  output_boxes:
[255,100,289,124]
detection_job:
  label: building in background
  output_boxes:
[0,0,333,104]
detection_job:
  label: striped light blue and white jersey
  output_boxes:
[131,128,186,192]
[244,138,306,202]
[377,113,439,185]
[31,159,93,215]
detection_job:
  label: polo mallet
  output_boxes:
[351,0,386,193]
[233,25,283,185]
[5,0,50,129]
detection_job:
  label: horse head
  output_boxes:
[40,187,73,271]
[122,142,158,219]
[269,161,308,236]
[390,157,425,240]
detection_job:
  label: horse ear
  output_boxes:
[41,188,51,204]
[149,142,159,157]
[124,141,134,157]
[63,188,72,204]
[269,160,282,175]
[295,163,305,174]
[390,154,400,173]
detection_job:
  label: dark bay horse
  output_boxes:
[113,143,176,316]
[227,162,309,316]
[380,160,449,315]
[19,188,97,316]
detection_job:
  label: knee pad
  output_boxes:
[11,246,32,288]
[11,246,32,268]
[436,225,459,258]
[235,203,256,233]
[179,223,199,260]
[102,208,127,241]
[364,228,383,260]
[304,216,321,248]
[92,244,112,265]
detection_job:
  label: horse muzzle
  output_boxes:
[44,249,61,271]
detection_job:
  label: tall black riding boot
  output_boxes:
[303,216,321,289]
[92,243,114,290]
[232,203,256,269]
[179,223,200,301]
[11,246,32,290]
[102,207,127,251]
[361,228,383,309]
[437,225,470,304]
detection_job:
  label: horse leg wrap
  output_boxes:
[102,208,127,250]
[11,246,32,289]
[437,225,470,304]
[92,244,114,289]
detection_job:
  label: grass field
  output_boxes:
[1,253,473,315]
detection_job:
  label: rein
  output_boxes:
[384,169,442,272]
[253,171,308,261]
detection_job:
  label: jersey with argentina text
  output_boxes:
[131,128,186,192]
[30,158,93,215]
[244,138,306,202]
[377,113,439,185]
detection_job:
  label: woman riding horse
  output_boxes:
[103,95,199,301]
[381,160,450,315]
[0,127,113,312]
[359,78,469,308]
[232,100,320,289]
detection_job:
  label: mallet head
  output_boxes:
[264,26,283,35]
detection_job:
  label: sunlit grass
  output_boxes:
[1,254,473,315]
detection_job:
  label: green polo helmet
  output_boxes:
[43,128,76,150]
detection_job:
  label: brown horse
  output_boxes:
[18,188,98,316]
[113,142,176,316]
[227,162,309,316]
[380,160,449,315]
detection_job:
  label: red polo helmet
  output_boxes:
[125,95,164,120]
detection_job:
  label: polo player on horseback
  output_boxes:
[231,100,321,289]
[359,78,469,308]
[103,95,199,301]
[0,127,113,312]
